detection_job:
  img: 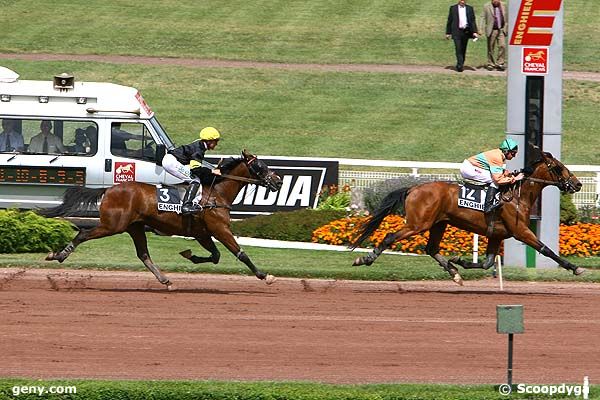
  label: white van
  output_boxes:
[0,66,180,214]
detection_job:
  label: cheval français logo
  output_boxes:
[114,162,135,183]
[522,47,549,74]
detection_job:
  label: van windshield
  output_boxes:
[150,117,175,151]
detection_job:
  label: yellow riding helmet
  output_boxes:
[199,127,221,141]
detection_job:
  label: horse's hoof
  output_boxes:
[353,257,373,266]
[453,274,464,286]
[265,274,276,285]
[573,267,585,276]
[179,249,192,259]
[45,252,55,261]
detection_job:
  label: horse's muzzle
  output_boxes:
[565,178,582,194]
[265,173,283,192]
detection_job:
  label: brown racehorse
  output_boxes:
[39,150,283,288]
[351,150,584,284]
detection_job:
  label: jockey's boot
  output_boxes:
[181,181,201,215]
[484,185,502,214]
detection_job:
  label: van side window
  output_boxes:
[111,122,156,161]
[63,122,99,155]
[14,119,98,155]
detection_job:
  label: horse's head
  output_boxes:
[241,149,283,192]
[528,151,582,194]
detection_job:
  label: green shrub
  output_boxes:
[363,176,435,214]
[316,184,351,211]
[231,209,347,242]
[578,205,600,224]
[560,193,579,225]
[0,210,74,253]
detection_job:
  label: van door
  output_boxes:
[103,120,170,186]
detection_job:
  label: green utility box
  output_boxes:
[496,305,524,334]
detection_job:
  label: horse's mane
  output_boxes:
[219,157,243,172]
[208,157,244,184]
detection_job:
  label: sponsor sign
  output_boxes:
[510,0,562,46]
[114,161,135,183]
[522,47,549,74]
[457,185,485,211]
[206,157,338,217]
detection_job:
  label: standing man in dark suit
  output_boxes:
[446,0,479,72]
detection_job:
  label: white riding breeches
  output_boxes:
[162,154,192,182]
[162,153,203,202]
[460,159,498,188]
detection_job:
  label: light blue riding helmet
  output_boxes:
[499,138,519,152]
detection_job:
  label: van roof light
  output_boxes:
[53,72,75,92]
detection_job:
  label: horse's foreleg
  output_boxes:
[513,230,584,275]
[212,228,275,284]
[127,223,172,287]
[179,236,221,264]
[425,222,463,285]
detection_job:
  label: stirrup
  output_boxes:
[181,203,200,215]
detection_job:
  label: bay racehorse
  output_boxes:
[38,150,283,288]
[351,150,584,284]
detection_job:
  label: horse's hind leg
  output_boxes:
[425,222,463,285]
[179,235,221,264]
[449,238,502,271]
[127,222,172,287]
[46,225,117,263]
[353,226,422,267]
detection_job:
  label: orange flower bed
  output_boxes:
[313,215,600,257]
[559,223,600,256]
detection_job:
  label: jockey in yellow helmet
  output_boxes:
[161,127,222,214]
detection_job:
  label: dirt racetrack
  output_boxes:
[0,268,598,385]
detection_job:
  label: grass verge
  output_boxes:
[0,233,598,283]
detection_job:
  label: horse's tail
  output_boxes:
[37,187,107,218]
[350,187,411,249]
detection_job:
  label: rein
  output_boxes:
[218,173,264,185]
[524,176,562,186]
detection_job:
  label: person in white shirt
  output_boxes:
[28,120,65,154]
[446,0,479,72]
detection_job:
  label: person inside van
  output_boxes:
[85,125,99,154]
[0,119,25,152]
[28,120,65,153]
[111,122,143,156]
[71,128,88,153]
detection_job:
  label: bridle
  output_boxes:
[219,156,279,189]
[524,157,577,192]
